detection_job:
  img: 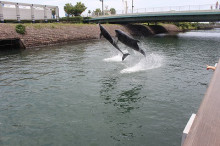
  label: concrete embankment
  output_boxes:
[0,23,180,49]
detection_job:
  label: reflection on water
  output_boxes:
[100,76,144,113]
[100,77,118,103]
[117,84,143,113]
[0,29,220,146]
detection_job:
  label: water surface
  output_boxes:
[0,29,220,146]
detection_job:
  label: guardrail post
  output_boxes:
[0,1,4,23]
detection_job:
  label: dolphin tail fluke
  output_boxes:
[122,53,130,61]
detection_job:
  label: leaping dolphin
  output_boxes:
[115,29,146,57]
[99,24,130,61]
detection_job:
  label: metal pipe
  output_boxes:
[44,5,47,22]
[31,4,35,23]
[16,3,20,22]
[56,6,59,22]
[0,1,4,23]
[132,0,134,13]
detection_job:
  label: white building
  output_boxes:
[0,1,59,22]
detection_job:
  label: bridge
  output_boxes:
[87,4,220,23]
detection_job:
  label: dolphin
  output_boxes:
[99,24,130,61]
[115,29,146,57]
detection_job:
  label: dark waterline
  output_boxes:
[0,29,220,146]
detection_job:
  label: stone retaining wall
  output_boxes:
[0,23,180,48]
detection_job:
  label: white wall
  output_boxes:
[3,7,16,19]
[0,1,55,20]
[2,6,52,20]
[34,8,53,20]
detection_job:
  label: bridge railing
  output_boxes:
[91,4,220,17]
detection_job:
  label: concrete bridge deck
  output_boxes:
[87,10,220,23]
[183,60,220,146]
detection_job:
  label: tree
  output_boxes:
[94,8,102,16]
[110,8,116,15]
[64,3,74,17]
[72,2,87,16]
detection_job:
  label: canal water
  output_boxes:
[0,29,220,146]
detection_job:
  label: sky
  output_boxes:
[3,0,220,17]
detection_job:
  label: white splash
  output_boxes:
[103,54,122,62]
[121,53,163,74]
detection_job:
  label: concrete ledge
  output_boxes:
[181,114,196,146]
[183,59,220,146]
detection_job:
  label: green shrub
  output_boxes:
[15,24,26,34]
[60,16,83,23]
[172,22,199,30]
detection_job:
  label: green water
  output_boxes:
[0,29,220,146]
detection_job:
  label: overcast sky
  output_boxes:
[4,0,220,16]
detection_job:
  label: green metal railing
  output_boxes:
[92,4,220,17]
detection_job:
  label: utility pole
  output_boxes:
[132,0,134,13]
[100,0,104,15]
